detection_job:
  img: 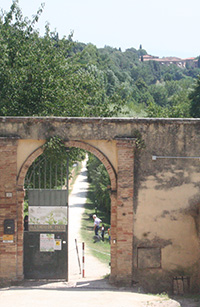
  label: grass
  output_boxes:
[80,190,111,265]
[116,102,147,117]
[155,292,169,299]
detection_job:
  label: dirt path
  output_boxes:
[68,159,110,282]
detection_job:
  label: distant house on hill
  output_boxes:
[182,57,198,68]
[140,54,198,68]
[142,54,159,61]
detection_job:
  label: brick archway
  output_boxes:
[17,140,117,190]
[65,140,117,191]
[0,118,137,286]
[17,147,44,187]
[16,140,117,281]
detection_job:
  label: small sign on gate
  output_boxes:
[54,239,62,250]
[29,206,68,226]
[40,234,55,252]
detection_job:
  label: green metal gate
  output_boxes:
[24,156,69,280]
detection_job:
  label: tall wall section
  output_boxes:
[131,120,200,293]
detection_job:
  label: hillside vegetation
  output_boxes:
[1,1,200,119]
[71,43,200,118]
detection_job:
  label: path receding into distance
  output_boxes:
[68,159,110,282]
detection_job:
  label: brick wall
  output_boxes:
[0,137,23,281]
[112,138,135,285]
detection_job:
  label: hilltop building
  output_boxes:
[140,54,198,68]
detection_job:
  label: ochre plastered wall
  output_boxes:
[17,140,45,174]
[17,139,118,176]
[86,139,118,172]
[132,122,200,293]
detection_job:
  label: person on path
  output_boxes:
[93,214,102,236]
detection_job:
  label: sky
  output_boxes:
[1,0,200,58]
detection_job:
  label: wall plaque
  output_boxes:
[137,247,161,269]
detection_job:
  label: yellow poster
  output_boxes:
[54,239,62,250]
[3,235,14,243]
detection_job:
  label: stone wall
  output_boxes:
[0,117,200,292]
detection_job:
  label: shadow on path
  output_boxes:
[0,279,183,307]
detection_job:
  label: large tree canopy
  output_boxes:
[1,1,200,120]
[0,1,123,117]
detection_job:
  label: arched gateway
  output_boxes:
[18,140,118,280]
[1,117,200,293]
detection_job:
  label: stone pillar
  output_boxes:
[114,138,135,285]
[0,137,23,282]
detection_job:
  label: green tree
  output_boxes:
[189,77,200,117]
[165,80,181,96]
[133,78,154,106]
[0,1,123,117]
[87,154,111,216]
[105,69,119,96]
[149,84,168,106]
[146,89,191,118]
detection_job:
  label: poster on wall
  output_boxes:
[3,234,14,243]
[54,239,62,251]
[40,234,55,252]
[29,206,68,225]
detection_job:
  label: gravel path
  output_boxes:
[68,159,110,283]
